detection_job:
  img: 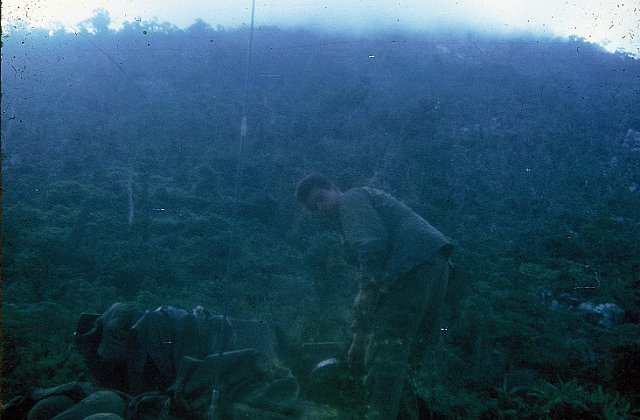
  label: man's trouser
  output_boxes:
[364,255,450,420]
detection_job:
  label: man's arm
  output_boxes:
[339,189,389,366]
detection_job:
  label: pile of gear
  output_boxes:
[2,303,301,420]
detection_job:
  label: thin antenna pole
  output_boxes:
[225,0,257,282]
[209,1,257,415]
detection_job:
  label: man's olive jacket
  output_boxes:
[338,187,453,289]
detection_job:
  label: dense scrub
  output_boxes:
[2,13,640,416]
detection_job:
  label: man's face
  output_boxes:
[305,186,340,218]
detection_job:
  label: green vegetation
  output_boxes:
[2,13,639,417]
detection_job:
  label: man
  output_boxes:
[295,173,453,420]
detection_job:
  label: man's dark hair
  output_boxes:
[295,173,337,204]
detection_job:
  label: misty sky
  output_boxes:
[1,0,639,56]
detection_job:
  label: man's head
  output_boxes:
[295,173,341,218]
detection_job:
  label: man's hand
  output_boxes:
[347,331,368,368]
[349,286,377,369]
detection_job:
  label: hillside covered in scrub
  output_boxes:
[2,13,640,417]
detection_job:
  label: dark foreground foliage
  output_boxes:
[2,13,640,417]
